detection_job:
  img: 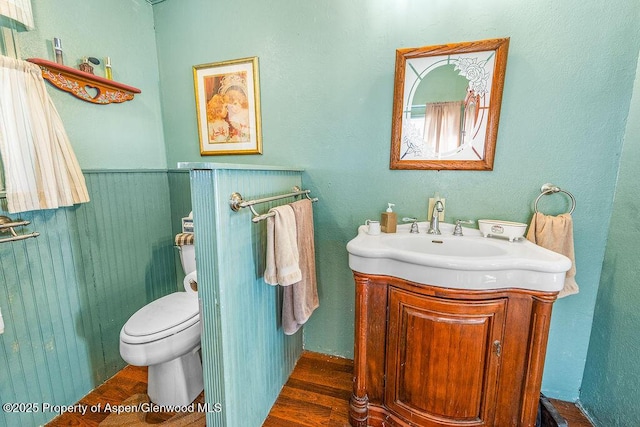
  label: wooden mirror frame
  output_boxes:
[390,38,509,171]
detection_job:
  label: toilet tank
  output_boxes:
[179,244,196,274]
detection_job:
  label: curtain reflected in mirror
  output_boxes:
[422,101,463,157]
[390,38,509,170]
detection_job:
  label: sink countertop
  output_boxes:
[346,222,572,292]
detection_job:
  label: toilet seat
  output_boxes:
[121,293,199,345]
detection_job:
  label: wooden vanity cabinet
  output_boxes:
[349,272,558,427]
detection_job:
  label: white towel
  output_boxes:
[281,199,319,335]
[526,212,579,298]
[264,204,302,286]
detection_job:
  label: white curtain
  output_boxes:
[0,55,89,213]
[423,101,463,155]
[0,0,33,30]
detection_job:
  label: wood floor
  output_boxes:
[46,351,592,426]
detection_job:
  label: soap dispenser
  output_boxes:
[381,203,397,233]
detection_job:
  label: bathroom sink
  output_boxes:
[346,222,572,291]
[384,234,508,257]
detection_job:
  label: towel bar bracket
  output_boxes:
[229,192,244,212]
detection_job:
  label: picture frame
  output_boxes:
[390,38,509,170]
[193,57,262,155]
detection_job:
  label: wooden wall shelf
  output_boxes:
[27,58,141,104]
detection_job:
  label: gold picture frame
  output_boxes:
[390,38,509,170]
[193,57,262,155]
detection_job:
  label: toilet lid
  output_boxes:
[123,293,199,340]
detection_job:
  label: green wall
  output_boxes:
[153,0,640,401]
[579,52,640,425]
[16,0,166,169]
[413,64,469,106]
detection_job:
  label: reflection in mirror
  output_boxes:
[390,38,509,170]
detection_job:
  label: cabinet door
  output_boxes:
[385,288,506,426]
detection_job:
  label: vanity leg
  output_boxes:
[349,393,369,427]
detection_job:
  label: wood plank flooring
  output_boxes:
[46,351,592,426]
[45,365,205,426]
[546,398,594,427]
[263,352,353,427]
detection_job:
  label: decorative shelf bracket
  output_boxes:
[27,58,141,104]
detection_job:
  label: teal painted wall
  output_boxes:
[15,0,166,169]
[579,54,640,425]
[153,0,640,401]
[414,64,469,105]
[188,165,303,426]
[0,171,177,426]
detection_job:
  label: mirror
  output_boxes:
[390,38,509,170]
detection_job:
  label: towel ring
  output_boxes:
[534,183,576,215]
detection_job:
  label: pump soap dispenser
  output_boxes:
[381,203,397,233]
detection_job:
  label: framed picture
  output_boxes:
[193,57,262,155]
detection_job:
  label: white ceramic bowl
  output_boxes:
[478,220,527,242]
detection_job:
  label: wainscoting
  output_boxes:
[187,164,304,426]
[0,170,180,426]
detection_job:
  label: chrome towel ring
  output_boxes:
[534,183,576,215]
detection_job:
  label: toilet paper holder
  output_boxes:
[0,215,40,244]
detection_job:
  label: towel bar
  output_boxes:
[534,183,576,215]
[0,215,40,243]
[230,186,318,223]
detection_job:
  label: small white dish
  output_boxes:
[478,220,527,242]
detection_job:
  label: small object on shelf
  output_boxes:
[78,57,94,75]
[88,57,100,65]
[53,37,63,65]
[105,56,113,80]
[26,57,141,104]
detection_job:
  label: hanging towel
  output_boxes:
[526,212,578,298]
[281,199,319,335]
[264,204,301,286]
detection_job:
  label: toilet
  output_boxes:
[119,233,203,406]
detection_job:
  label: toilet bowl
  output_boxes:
[119,235,203,406]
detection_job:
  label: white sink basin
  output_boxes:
[385,235,508,257]
[346,222,572,291]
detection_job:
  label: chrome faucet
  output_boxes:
[402,217,419,233]
[427,201,444,235]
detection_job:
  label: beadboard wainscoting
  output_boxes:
[0,170,180,426]
[185,164,305,426]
